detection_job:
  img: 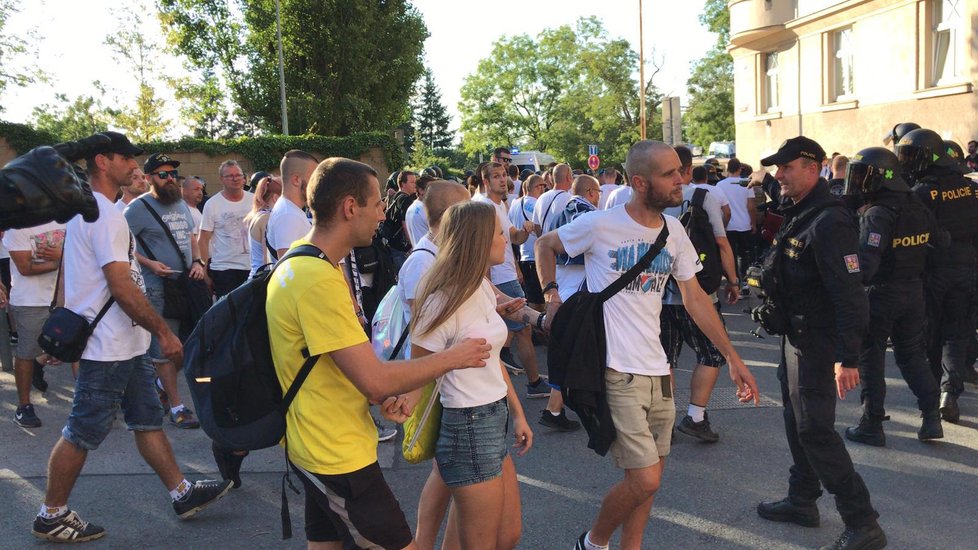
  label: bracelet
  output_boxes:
[193,258,205,267]
[536,312,546,330]
[542,281,559,294]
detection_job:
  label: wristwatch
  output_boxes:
[193,258,205,267]
[542,281,559,294]
[536,312,547,330]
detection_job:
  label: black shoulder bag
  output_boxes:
[135,198,212,332]
[38,230,126,362]
[547,217,670,455]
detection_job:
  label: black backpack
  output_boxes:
[679,188,722,294]
[381,191,411,251]
[183,245,329,451]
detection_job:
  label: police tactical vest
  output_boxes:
[868,196,931,284]
[913,168,978,245]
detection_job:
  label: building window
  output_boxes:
[764,51,780,112]
[933,0,962,85]
[831,27,854,101]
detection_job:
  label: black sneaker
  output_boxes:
[500,348,524,375]
[540,409,581,432]
[32,359,48,393]
[375,418,397,442]
[15,404,42,428]
[573,531,588,550]
[32,509,106,543]
[757,497,820,527]
[526,377,550,398]
[819,522,887,550]
[173,479,233,519]
[676,413,719,443]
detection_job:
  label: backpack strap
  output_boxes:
[597,216,670,302]
[266,234,278,261]
[691,187,709,209]
[540,190,567,232]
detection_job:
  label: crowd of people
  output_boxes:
[0,125,976,550]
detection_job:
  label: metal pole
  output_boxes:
[638,0,646,140]
[276,0,289,135]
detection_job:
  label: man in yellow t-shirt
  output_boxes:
[267,158,491,549]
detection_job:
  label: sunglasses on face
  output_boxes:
[496,157,512,163]
[153,170,179,180]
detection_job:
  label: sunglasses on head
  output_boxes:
[153,170,179,180]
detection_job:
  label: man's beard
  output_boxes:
[644,186,682,210]
[154,181,182,205]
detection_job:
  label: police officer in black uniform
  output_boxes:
[899,128,978,423]
[752,137,885,550]
[841,147,945,446]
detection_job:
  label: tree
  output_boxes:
[684,0,734,148]
[105,6,170,141]
[0,0,43,112]
[458,17,663,170]
[158,0,428,135]
[31,84,119,141]
[412,68,454,150]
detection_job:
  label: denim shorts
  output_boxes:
[495,279,527,331]
[144,285,181,363]
[435,398,509,488]
[62,354,164,451]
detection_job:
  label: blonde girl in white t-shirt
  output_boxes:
[410,201,533,550]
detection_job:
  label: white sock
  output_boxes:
[584,531,608,550]
[38,504,67,520]
[170,479,192,501]
[156,378,165,391]
[170,404,185,416]
[688,404,706,423]
[549,410,562,417]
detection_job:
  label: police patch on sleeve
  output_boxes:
[844,254,860,273]
[867,232,881,247]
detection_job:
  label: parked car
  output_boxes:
[708,141,736,158]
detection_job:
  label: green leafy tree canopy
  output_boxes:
[684,0,734,148]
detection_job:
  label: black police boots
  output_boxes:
[756,497,820,527]
[845,415,885,447]
[918,410,944,441]
[819,522,887,550]
[939,392,960,423]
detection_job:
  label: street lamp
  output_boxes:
[638,0,646,140]
[276,0,289,135]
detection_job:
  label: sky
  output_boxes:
[2,0,717,137]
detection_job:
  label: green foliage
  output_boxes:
[31,88,119,141]
[0,0,42,112]
[413,69,454,151]
[136,132,405,172]
[685,0,734,148]
[407,143,452,175]
[459,17,660,170]
[158,0,428,136]
[105,6,170,141]
[0,120,59,154]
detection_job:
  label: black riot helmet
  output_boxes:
[896,128,951,176]
[943,140,967,166]
[844,147,911,196]
[885,122,921,148]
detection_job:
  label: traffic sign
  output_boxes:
[588,154,600,171]
[588,144,598,156]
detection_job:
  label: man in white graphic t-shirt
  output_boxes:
[199,160,254,297]
[535,140,759,550]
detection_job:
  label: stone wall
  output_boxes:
[0,137,392,196]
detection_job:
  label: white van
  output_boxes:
[510,150,556,173]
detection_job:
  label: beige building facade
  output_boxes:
[729,0,978,166]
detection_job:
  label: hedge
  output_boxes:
[0,122,405,172]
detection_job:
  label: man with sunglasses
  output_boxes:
[125,153,205,430]
[492,146,513,166]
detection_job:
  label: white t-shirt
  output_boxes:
[716,177,752,232]
[200,191,253,270]
[64,193,151,362]
[477,196,519,284]
[397,235,438,317]
[114,199,129,213]
[189,207,202,236]
[604,186,633,210]
[532,189,571,233]
[598,183,620,210]
[2,221,66,307]
[405,199,428,247]
[559,209,701,376]
[266,198,311,256]
[412,279,508,409]
[691,183,729,208]
[0,240,8,260]
[508,196,537,262]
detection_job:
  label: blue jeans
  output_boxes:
[435,398,509,488]
[495,279,527,331]
[62,354,164,450]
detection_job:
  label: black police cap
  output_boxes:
[760,136,826,167]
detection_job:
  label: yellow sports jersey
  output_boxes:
[266,240,375,474]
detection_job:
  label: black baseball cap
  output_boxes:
[144,152,181,173]
[97,131,144,157]
[761,136,826,166]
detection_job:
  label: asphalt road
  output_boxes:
[2,293,976,549]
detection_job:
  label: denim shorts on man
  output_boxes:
[62,354,164,450]
[9,304,48,359]
[436,398,509,488]
[495,279,528,331]
[605,369,675,469]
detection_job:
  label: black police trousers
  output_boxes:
[859,281,940,418]
[924,265,976,396]
[779,329,878,528]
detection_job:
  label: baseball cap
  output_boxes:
[97,131,144,157]
[760,136,826,167]
[144,152,181,173]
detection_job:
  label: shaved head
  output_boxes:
[624,140,678,182]
[553,163,573,186]
[572,174,599,196]
[423,180,470,228]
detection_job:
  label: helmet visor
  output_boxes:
[843,163,877,195]
[897,144,930,174]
